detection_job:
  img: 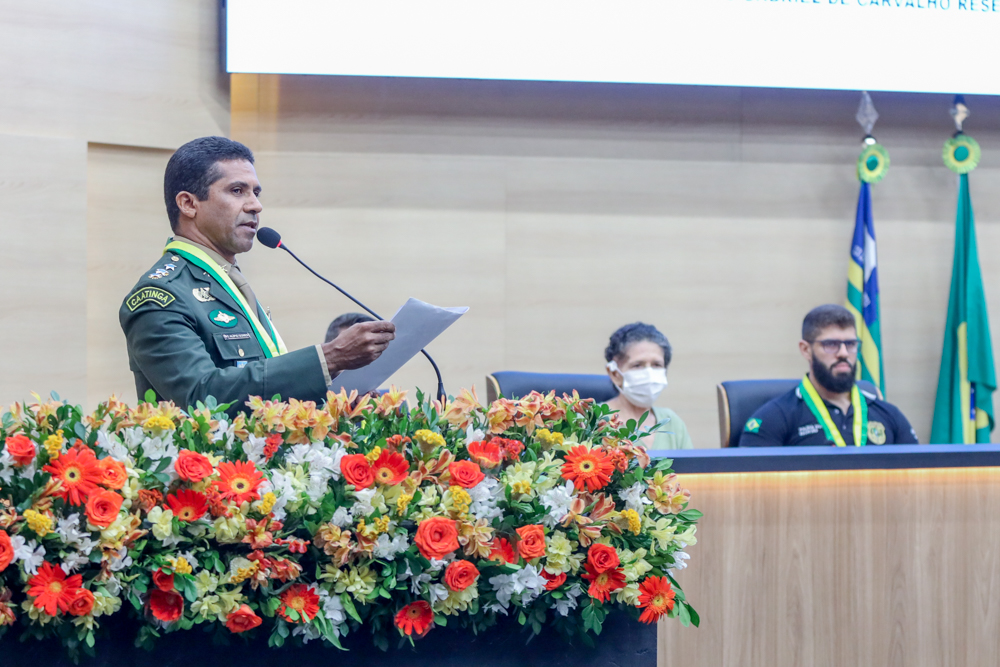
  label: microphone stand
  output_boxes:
[276,243,447,405]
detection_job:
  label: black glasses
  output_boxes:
[812,339,860,354]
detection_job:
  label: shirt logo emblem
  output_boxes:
[798,423,823,437]
[209,309,238,328]
[192,287,216,302]
[126,287,175,311]
[745,418,761,433]
[867,421,887,445]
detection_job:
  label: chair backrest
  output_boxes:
[486,371,619,404]
[717,378,883,448]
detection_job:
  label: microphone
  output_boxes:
[256,226,447,403]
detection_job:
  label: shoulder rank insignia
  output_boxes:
[192,287,216,302]
[126,287,176,311]
[209,309,238,328]
[745,418,761,434]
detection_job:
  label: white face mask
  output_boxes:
[608,360,668,408]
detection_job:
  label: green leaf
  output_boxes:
[277,621,291,637]
[285,608,300,622]
[686,603,700,628]
[144,389,157,404]
[677,601,692,627]
[341,594,362,624]
[677,509,703,521]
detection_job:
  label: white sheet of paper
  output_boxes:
[332,298,467,394]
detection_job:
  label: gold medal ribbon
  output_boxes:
[165,240,287,359]
[800,374,867,447]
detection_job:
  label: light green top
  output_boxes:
[651,406,694,450]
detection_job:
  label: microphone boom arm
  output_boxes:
[276,243,447,404]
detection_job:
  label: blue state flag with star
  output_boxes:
[846,182,885,396]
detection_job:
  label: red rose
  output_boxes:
[4,435,35,466]
[0,530,13,572]
[515,524,546,560]
[448,460,485,489]
[226,604,263,633]
[444,560,480,592]
[68,588,95,617]
[541,570,567,591]
[152,568,175,592]
[175,449,214,483]
[414,517,459,560]
[85,489,123,528]
[149,589,184,622]
[340,454,374,489]
[587,543,620,574]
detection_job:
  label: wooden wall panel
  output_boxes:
[85,143,174,407]
[0,133,87,405]
[0,0,227,148]
[659,469,1000,667]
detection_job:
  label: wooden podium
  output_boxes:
[656,446,1000,667]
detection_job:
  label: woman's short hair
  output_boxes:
[604,322,672,367]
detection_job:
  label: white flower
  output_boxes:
[513,564,548,603]
[319,590,346,627]
[105,576,122,596]
[330,507,353,528]
[141,435,178,463]
[244,435,267,464]
[109,546,133,572]
[669,551,690,572]
[428,583,449,603]
[60,552,91,574]
[553,583,583,617]
[57,514,86,545]
[292,623,322,643]
[469,477,503,522]
[539,481,575,528]
[350,488,377,517]
[488,573,515,609]
[372,532,409,560]
[619,481,652,513]
[211,419,235,445]
[97,430,131,463]
[399,562,433,596]
[12,536,45,575]
[465,425,486,444]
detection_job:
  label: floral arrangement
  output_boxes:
[0,387,699,659]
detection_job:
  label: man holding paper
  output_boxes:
[119,136,395,413]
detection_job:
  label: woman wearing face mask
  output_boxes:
[604,322,693,450]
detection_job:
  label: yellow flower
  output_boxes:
[92,591,121,617]
[143,414,175,433]
[444,486,472,518]
[535,429,564,448]
[216,589,244,617]
[169,556,193,575]
[414,429,446,450]
[544,530,582,574]
[147,507,175,541]
[356,516,390,539]
[332,565,377,601]
[614,582,641,606]
[23,509,53,537]
[43,430,64,458]
[433,584,479,615]
[21,598,55,624]
[620,548,652,582]
[230,562,260,584]
[674,525,698,548]
[396,494,413,516]
[510,480,531,495]
[365,446,382,464]
[646,516,677,555]
[620,509,642,535]
[257,492,277,515]
[191,594,222,620]
[213,515,246,543]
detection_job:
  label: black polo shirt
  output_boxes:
[738,384,919,447]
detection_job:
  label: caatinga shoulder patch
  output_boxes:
[126,287,176,311]
[745,418,762,434]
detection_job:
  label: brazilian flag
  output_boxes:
[930,174,996,443]
[846,182,885,395]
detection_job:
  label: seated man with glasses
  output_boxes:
[739,304,918,447]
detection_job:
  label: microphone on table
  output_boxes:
[255,226,447,403]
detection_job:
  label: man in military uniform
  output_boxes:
[120,136,395,413]
[739,304,918,447]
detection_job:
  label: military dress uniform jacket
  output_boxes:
[119,252,327,414]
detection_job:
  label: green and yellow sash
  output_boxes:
[165,240,287,359]
[800,374,867,447]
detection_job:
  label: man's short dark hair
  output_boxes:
[802,304,857,342]
[604,322,672,367]
[325,312,375,343]
[164,136,255,229]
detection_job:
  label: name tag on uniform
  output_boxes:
[798,423,823,437]
[236,360,248,368]
[222,332,252,341]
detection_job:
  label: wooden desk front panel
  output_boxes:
[658,468,1000,667]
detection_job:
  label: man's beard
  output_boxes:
[811,356,856,393]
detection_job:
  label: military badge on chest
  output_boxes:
[192,287,216,303]
[209,309,238,328]
[867,421,887,445]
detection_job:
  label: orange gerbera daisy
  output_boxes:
[27,561,83,616]
[561,446,614,492]
[637,576,676,624]
[394,600,434,636]
[42,449,103,506]
[213,460,264,505]
[166,489,208,522]
[372,450,409,486]
[581,562,626,603]
[278,584,320,623]
[466,440,502,468]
